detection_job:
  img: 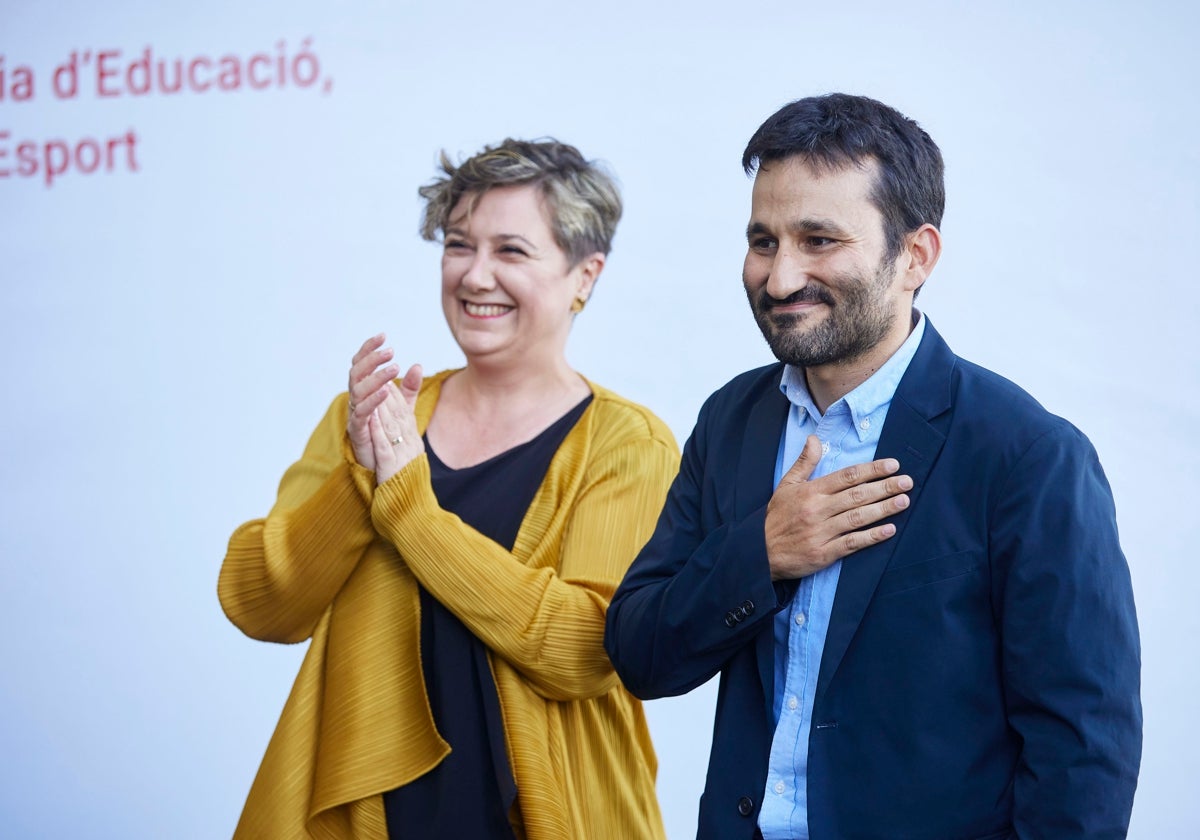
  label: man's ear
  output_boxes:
[898,224,942,293]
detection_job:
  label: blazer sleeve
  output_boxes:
[370,431,679,702]
[991,423,1142,838]
[605,390,787,700]
[217,394,378,644]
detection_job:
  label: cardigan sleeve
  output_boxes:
[218,394,380,644]
[370,427,679,702]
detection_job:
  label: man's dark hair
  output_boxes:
[742,93,945,260]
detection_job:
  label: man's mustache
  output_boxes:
[757,286,834,308]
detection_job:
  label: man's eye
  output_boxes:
[807,236,834,248]
[750,237,777,251]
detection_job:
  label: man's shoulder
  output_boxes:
[952,355,1051,417]
[699,362,786,416]
[944,354,1091,452]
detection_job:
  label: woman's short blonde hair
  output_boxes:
[418,138,622,266]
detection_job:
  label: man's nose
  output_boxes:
[765,248,810,300]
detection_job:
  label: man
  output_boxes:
[604,94,1141,839]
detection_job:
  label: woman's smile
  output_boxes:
[463,301,514,318]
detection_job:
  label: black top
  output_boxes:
[384,395,592,839]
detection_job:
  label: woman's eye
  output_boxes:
[499,245,527,256]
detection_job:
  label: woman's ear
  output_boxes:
[573,252,605,301]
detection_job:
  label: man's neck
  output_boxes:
[803,314,916,414]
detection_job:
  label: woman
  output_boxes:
[218,139,678,839]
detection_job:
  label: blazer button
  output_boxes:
[737,795,754,817]
[741,599,755,615]
[725,611,738,628]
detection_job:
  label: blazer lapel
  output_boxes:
[815,320,956,702]
[731,369,790,704]
[734,368,789,520]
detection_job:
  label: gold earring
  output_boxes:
[571,296,587,313]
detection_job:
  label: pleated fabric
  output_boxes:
[218,370,679,839]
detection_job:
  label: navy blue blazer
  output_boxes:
[606,320,1141,840]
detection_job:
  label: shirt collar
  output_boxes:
[779,310,926,439]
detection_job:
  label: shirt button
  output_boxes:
[859,417,871,430]
[774,781,786,794]
[787,696,799,711]
[821,440,831,455]
[795,611,807,627]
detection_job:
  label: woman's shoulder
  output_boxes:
[582,379,678,454]
[419,368,459,393]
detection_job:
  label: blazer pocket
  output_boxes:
[875,549,984,598]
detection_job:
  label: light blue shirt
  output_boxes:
[758,313,926,840]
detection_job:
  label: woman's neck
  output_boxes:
[455,357,585,407]
[426,358,591,468]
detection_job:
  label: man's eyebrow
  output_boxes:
[746,221,771,241]
[746,218,852,242]
[794,217,850,237]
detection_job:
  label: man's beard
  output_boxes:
[747,261,896,368]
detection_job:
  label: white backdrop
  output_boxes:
[2,2,1197,837]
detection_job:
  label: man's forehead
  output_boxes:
[750,155,879,214]
[755,154,877,188]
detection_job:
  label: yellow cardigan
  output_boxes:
[219,371,679,840]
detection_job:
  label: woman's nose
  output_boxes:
[461,252,495,291]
